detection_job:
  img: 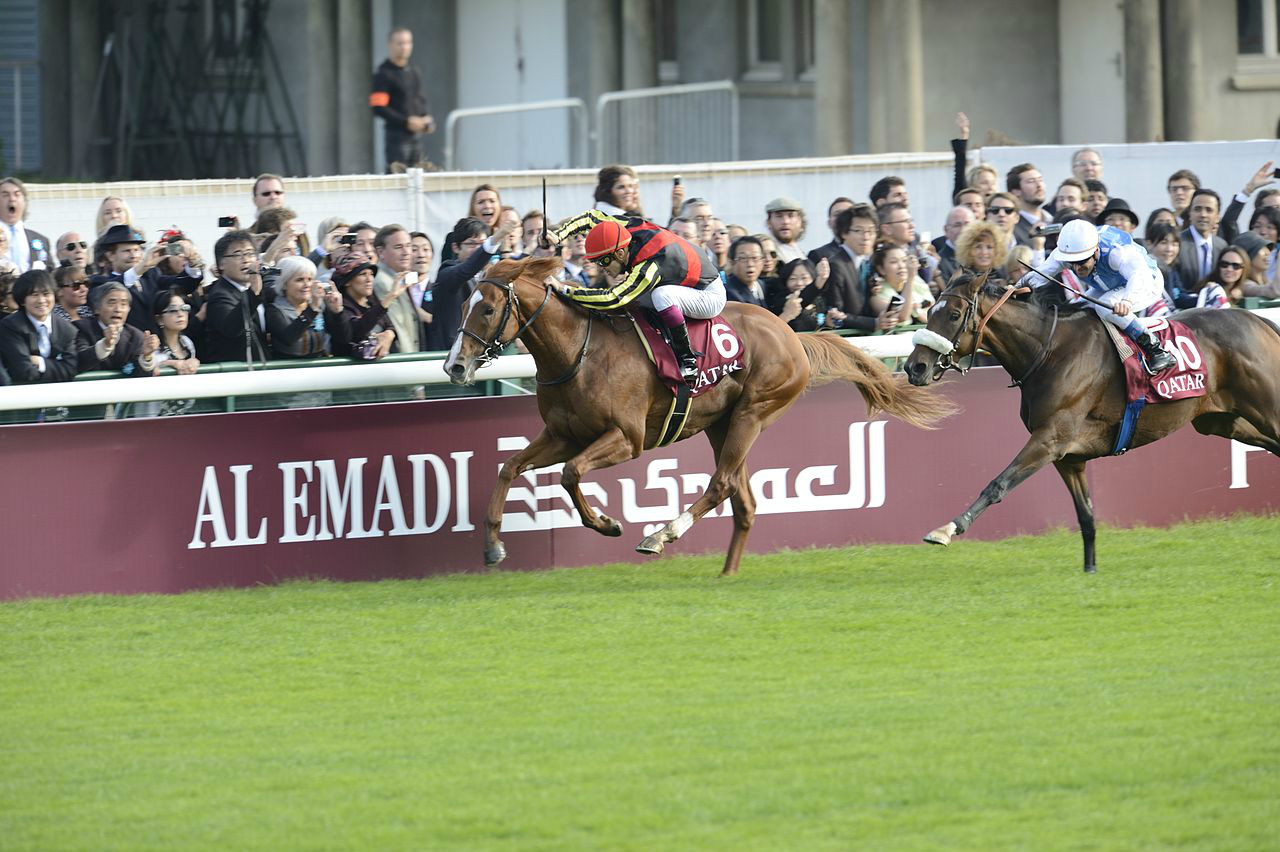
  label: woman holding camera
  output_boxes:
[767,257,838,332]
[867,243,933,329]
[265,256,349,360]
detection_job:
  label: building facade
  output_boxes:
[11,0,1280,180]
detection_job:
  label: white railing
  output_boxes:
[444,98,590,171]
[595,80,739,166]
[5,307,1276,415]
[0,334,920,413]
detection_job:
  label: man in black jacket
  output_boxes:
[74,282,157,376]
[0,269,82,383]
[724,236,769,307]
[371,27,434,171]
[203,230,270,364]
[426,216,517,352]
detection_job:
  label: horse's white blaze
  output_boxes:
[444,290,488,374]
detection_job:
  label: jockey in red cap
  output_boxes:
[547,209,725,385]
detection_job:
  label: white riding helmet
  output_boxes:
[1050,219,1100,263]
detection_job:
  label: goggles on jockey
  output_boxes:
[584,220,631,261]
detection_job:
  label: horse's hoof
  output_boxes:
[636,535,664,556]
[484,541,507,567]
[923,522,957,546]
[598,515,624,537]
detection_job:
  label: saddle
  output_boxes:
[627,310,745,446]
[1099,315,1208,454]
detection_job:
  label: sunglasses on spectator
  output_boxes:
[987,206,1017,215]
[162,305,193,314]
[58,281,89,289]
[1219,261,1245,270]
[258,190,284,197]
[63,241,87,251]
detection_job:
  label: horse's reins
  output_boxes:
[923,277,1056,385]
[462,277,593,386]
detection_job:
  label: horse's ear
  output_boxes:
[971,270,991,296]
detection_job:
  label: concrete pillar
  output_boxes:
[304,0,339,176]
[38,0,70,175]
[336,0,374,173]
[1124,0,1163,141]
[1162,0,1204,141]
[67,0,100,176]
[621,0,658,90]
[815,0,854,156]
[875,0,923,153]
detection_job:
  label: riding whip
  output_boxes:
[1016,259,1115,311]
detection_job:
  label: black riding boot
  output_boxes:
[667,321,702,386]
[1137,331,1177,374]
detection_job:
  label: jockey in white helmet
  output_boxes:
[1019,219,1177,373]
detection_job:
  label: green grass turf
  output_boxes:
[1,515,1277,852]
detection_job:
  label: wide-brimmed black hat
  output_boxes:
[1094,198,1139,229]
[97,223,145,248]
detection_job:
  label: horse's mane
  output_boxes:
[951,272,1090,318]
[487,256,565,285]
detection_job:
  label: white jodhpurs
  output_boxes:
[1082,276,1162,330]
[649,280,726,319]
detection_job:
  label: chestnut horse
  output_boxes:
[904,271,1280,572]
[444,257,955,576]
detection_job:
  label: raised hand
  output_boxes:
[141,331,159,356]
[956,112,970,141]
[1244,161,1276,196]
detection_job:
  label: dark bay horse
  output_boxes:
[445,256,956,576]
[904,272,1280,572]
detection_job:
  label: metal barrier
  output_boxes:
[595,80,739,166]
[444,98,589,171]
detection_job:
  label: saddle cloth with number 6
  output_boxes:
[629,311,745,399]
[1102,316,1209,404]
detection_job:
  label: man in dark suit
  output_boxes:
[932,205,976,288]
[808,197,854,265]
[74,282,157,375]
[724,236,770,307]
[203,230,270,364]
[1175,189,1228,288]
[0,269,83,383]
[826,205,880,333]
[1,177,53,272]
[1008,163,1051,246]
[424,216,517,351]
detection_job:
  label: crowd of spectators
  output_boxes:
[1,110,1277,407]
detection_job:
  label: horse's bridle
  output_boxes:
[913,282,1052,385]
[460,277,593,386]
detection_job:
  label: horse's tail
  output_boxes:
[798,332,958,430]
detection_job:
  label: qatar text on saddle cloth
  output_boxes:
[630,312,744,398]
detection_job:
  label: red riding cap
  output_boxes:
[584,219,632,260]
